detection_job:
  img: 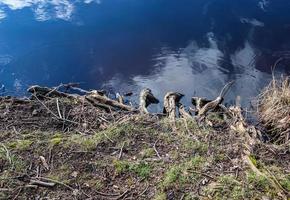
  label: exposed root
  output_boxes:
[139,88,159,114]
[163,92,184,120]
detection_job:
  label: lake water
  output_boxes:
[0,0,290,109]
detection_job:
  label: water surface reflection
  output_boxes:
[0,0,289,109]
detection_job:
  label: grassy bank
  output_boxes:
[0,114,289,199]
[0,80,290,199]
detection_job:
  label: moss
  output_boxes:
[168,150,179,160]
[184,193,199,200]
[113,160,129,174]
[100,123,137,141]
[249,155,258,167]
[189,156,205,169]
[50,134,63,146]
[66,134,99,151]
[7,139,33,151]
[153,192,167,200]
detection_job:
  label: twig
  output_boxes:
[219,81,235,98]
[180,194,185,200]
[95,190,121,196]
[56,98,63,119]
[118,142,125,160]
[137,182,149,197]
[153,140,162,159]
[37,177,74,191]
[12,187,22,200]
[30,179,56,187]
[114,189,129,200]
[33,94,78,125]
[187,169,215,180]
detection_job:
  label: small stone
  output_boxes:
[32,110,38,116]
[71,171,78,178]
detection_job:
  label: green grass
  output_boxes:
[0,115,288,199]
[7,139,33,151]
[113,159,152,179]
[161,156,206,189]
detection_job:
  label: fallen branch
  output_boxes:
[86,90,135,112]
[28,85,73,98]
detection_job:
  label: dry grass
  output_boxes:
[258,76,290,144]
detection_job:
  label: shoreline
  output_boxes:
[0,80,289,199]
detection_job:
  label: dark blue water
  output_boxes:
[0,0,290,108]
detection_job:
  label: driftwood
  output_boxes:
[196,81,234,118]
[116,93,125,104]
[177,103,193,120]
[86,90,135,112]
[28,85,134,112]
[139,88,159,114]
[191,97,211,114]
[26,83,236,121]
[28,85,72,98]
[163,92,184,120]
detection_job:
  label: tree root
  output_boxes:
[139,88,159,114]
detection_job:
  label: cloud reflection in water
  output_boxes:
[0,0,101,21]
[104,34,270,110]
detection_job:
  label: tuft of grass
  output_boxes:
[129,162,151,179]
[113,160,152,179]
[258,76,290,144]
[140,147,155,159]
[280,176,290,191]
[66,123,142,151]
[205,175,244,200]
[162,165,181,187]
[161,156,206,189]
[68,134,97,151]
[246,171,277,198]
